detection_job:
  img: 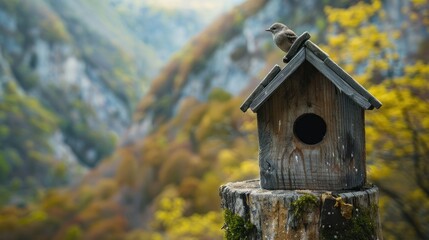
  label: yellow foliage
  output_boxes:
[239,115,257,133]
[153,196,222,239]
[412,0,427,7]
[324,1,429,238]
[154,197,185,229]
[325,0,381,27]
[21,210,47,225]
[167,211,223,239]
[218,149,238,167]
[368,164,392,181]
[195,173,223,212]
[327,34,346,47]
[228,160,259,182]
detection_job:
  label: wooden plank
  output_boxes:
[260,65,281,87]
[324,58,382,109]
[283,31,311,63]
[305,49,372,110]
[250,48,306,112]
[305,40,329,61]
[240,65,281,112]
[240,85,264,112]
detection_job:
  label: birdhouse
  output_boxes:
[240,32,382,190]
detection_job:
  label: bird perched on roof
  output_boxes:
[265,23,297,53]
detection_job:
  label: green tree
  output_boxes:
[0,82,62,203]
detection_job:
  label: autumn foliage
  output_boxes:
[1,0,428,239]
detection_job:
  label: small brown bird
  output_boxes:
[266,23,297,53]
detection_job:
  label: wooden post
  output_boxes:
[220,180,382,240]
[224,32,383,239]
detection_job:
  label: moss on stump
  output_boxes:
[220,180,382,240]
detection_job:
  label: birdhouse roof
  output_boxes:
[240,32,382,113]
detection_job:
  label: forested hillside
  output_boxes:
[0,0,428,239]
[0,0,226,206]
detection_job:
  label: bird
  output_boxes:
[265,23,297,53]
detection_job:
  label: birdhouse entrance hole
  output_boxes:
[293,113,327,145]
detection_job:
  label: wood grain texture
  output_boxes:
[323,58,382,109]
[220,180,382,240]
[240,65,281,112]
[305,40,329,61]
[250,48,306,112]
[257,61,366,190]
[306,49,372,110]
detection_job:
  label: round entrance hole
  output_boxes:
[293,113,327,145]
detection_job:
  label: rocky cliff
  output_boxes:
[0,0,232,202]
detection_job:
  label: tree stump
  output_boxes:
[220,179,382,240]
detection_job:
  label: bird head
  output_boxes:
[265,22,288,34]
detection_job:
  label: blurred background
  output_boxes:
[0,0,428,239]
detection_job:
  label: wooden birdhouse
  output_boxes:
[240,32,382,190]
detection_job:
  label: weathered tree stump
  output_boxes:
[220,180,382,240]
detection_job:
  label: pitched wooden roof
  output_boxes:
[240,32,382,113]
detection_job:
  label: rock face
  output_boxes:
[0,0,227,168]
[0,0,240,200]
[0,5,130,167]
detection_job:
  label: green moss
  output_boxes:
[291,193,319,220]
[320,204,378,240]
[223,209,255,240]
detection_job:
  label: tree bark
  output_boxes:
[220,179,382,240]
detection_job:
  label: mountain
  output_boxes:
[111,0,246,62]
[0,0,238,203]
